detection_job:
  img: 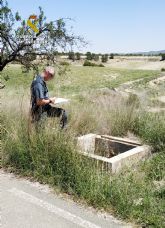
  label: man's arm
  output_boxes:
[36,97,56,106]
[32,82,56,106]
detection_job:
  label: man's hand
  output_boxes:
[49,97,56,104]
[36,98,55,106]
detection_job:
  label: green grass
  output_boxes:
[0,64,34,89]
[1,64,165,227]
[133,112,165,151]
[58,67,159,96]
[1,112,165,227]
[1,64,160,96]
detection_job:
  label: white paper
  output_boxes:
[53,97,70,105]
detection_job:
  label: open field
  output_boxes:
[105,58,165,70]
[1,61,165,227]
[62,55,165,70]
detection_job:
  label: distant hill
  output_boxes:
[133,50,165,55]
[113,50,165,56]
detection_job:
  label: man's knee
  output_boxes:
[47,107,61,117]
[46,106,68,128]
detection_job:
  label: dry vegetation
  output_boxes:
[1,61,165,227]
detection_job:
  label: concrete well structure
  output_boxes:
[77,134,151,173]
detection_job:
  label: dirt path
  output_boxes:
[105,59,165,70]
[148,75,165,87]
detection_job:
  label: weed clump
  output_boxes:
[133,112,165,151]
[59,61,70,66]
[83,60,104,67]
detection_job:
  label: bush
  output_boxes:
[86,52,92,60]
[83,60,104,67]
[143,151,165,181]
[160,53,165,61]
[59,61,70,66]
[109,53,114,59]
[133,112,165,151]
[101,54,108,63]
[68,52,75,61]
[98,63,104,67]
[161,68,165,71]
[92,53,99,61]
[83,60,96,66]
[75,52,81,60]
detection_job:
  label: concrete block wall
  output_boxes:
[77,134,151,173]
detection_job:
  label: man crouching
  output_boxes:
[30,66,67,129]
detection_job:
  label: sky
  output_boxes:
[7,0,165,53]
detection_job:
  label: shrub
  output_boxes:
[143,151,165,181]
[83,60,94,66]
[160,53,165,61]
[59,61,70,66]
[98,63,104,67]
[68,52,75,61]
[83,60,104,67]
[161,68,165,71]
[101,54,108,63]
[86,52,92,60]
[109,53,114,59]
[92,53,99,61]
[133,112,165,151]
[75,52,81,60]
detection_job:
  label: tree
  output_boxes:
[0,0,84,72]
[86,52,92,60]
[93,54,99,61]
[109,53,114,59]
[68,51,75,61]
[101,54,108,63]
[75,52,81,60]
[160,53,165,61]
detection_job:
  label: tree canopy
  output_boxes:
[0,0,84,71]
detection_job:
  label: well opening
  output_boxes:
[77,134,151,173]
[94,135,137,158]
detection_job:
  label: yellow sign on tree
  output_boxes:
[27,15,39,33]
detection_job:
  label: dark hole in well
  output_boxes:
[94,137,137,158]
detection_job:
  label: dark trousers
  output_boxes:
[46,106,68,128]
[32,104,68,129]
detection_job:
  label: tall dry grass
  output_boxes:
[1,82,165,227]
[1,104,165,227]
